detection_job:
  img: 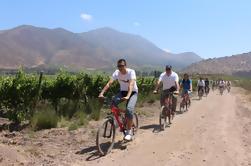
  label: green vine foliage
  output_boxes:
[0,70,156,124]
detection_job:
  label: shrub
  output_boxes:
[31,108,58,130]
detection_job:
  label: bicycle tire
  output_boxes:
[96,118,116,156]
[159,106,166,130]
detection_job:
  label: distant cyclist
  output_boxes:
[180,73,192,103]
[197,77,205,96]
[98,59,138,141]
[212,80,216,91]
[219,79,225,88]
[154,65,180,115]
[204,78,210,94]
[226,80,231,92]
[218,79,225,94]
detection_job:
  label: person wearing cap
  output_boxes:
[153,65,180,115]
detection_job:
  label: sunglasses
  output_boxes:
[117,64,125,68]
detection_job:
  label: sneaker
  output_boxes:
[124,129,133,141]
[124,134,132,141]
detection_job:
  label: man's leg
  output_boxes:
[124,93,138,140]
[112,92,123,107]
[126,93,138,130]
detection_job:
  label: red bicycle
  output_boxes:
[180,90,191,112]
[96,97,138,156]
[154,89,177,131]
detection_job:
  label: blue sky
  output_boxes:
[0,0,251,58]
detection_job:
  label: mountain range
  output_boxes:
[0,25,202,71]
[183,52,251,76]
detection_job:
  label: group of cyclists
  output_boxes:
[98,59,232,141]
[212,79,232,94]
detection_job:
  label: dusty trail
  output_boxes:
[85,88,251,166]
[0,88,251,166]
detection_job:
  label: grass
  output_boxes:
[57,116,71,128]
[137,93,158,107]
[57,110,89,131]
[31,107,58,131]
[85,98,103,121]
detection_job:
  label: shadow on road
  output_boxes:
[139,124,170,133]
[76,140,128,161]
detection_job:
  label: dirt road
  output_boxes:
[0,88,251,166]
[85,88,251,166]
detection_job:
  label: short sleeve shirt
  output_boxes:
[182,79,192,90]
[158,71,179,90]
[112,68,138,92]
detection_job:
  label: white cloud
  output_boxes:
[133,22,141,27]
[80,13,93,21]
[163,48,171,53]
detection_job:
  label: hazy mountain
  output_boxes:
[183,52,251,75]
[0,25,202,70]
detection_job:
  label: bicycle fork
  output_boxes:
[103,119,114,138]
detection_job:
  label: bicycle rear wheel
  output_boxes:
[159,106,167,130]
[96,118,116,156]
[199,91,203,100]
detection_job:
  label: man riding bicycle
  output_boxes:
[219,79,225,88]
[226,80,231,92]
[204,78,210,94]
[153,65,179,115]
[180,73,192,103]
[226,80,231,87]
[98,59,138,141]
[212,80,216,90]
[197,77,205,96]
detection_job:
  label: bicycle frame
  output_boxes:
[111,105,127,133]
[164,94,172,107]
[163,93,173,113]
[181,92,189,104]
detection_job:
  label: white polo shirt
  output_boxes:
[197,80,205,87]
[112,68,138,92]
[159,71,179,90]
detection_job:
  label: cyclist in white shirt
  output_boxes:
[197,77,205,95]
[219,79,225,88]
[99,59,138,141]
[153,65,180,114]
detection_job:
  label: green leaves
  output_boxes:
[0,70,39,123]
[0,70,156,124]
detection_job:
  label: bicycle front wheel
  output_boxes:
[159,106,167,130]
[180,102,184,113]
[96,118,116,156]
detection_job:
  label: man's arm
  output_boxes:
[190,80,193,91]
[154,80,161,93]
[98,79,114,97]
[175,80,180,93]
[123,79,135,100]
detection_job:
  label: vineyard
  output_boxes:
[0,70,156,129]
